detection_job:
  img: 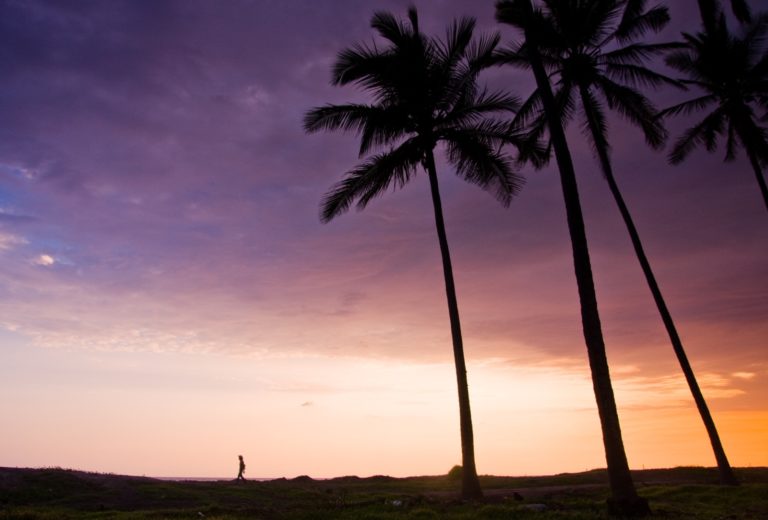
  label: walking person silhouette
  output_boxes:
[236,455,246,481]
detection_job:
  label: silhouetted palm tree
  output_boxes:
[503,0,739,487]
[663,13,768,213]
[495,1,650,515]
[304,7,538,500]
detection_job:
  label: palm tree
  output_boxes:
[304,7,538,500]
[663,13,768,213]
[502,0,739,487]
[494,1,650,515]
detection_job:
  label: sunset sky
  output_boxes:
[1,0,766,479]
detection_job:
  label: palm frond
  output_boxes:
[603,42,686,65]
[616,0,646,35]
[320,138,423,222]
[443,119,518,144]
[508,88,551,158]
[442,89,520,128]
[596,76,667,148]
[438,65,478,116]
[751,52,768,82]
[437,29,490,116]
[552,81,577,128]
[303,104,377,134]
[332,44,391,88]
[514,131,551,169]
[466,31,502,71]
[434,35,475,108]
[568,0,622,46]
[491,44,532,69]
[407,6,419,33]
[371,10,413,47]
[658,95,719,118]
[578,86,612,167]
[668,109,727,164]
[495,0,539,32]
[516,114,550,157]
[438,16,476,72]
[734,112,768,163]
[615,4,670,42]
[605,62,684,88]
[742,13,768,62]
[438,32,504,124]
[444,131,524,206]
[357,107,412,156]
[304,104,409,156]
[665,51,699,78]
[512,88,544,128]
[730,0,752,25]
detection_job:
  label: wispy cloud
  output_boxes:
[0,231,27,250]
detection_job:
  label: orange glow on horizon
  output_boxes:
[2,346,764,478]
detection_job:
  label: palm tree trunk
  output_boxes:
[746,147,768,213]
[519,6,648,514]
[579,87,739,486]
[424,151,483,501]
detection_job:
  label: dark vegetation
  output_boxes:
[2,466,767,519]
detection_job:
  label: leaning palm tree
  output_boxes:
[663,13,768,213]
[304,7,538,500]
[495,0,650,515]
[502,0,739,487]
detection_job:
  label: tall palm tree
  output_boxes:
[495,1,649,515]
[663,13,768,213]
[503,0,739,487]
[304,7,538,500]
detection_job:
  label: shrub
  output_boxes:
[447,465,463,481]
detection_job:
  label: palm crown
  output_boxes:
[304,7,537,222]
[501,0,680,157]
[661,11,768,213]
[663,15,768,166]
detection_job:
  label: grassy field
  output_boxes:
[1,466,766,519]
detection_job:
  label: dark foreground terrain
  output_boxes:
[1,466,766,519]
